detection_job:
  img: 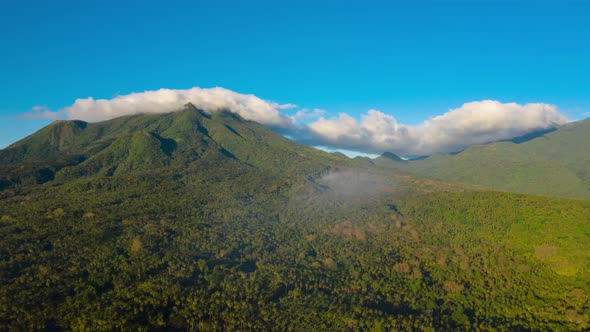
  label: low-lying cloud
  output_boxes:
[29,87,568,157]
[318,169,395,200]
[30,87,295,128]
[305,101,567,156]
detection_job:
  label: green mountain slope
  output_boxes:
[0,104,344,187]
[1,108,589,330]
[377,119,590,198]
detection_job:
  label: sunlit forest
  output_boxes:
[1,106,589,330]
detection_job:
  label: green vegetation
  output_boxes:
[377,119,590,198]
[1,106,589,330]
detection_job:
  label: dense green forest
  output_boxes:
[1,105,589,330]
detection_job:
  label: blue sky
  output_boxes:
[1,0,589,152]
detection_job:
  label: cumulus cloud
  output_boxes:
[23,105,59,119]
[292,108,326,120]
[42,87,295,128]
[304,100,567,156]
[34,87,568,157]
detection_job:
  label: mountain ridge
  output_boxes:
[376,118,590,198]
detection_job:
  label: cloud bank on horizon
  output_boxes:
[29,87,568,157]
[304,101,567,156]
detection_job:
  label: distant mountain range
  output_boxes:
[1,105,589,330]
[376,119,590,198]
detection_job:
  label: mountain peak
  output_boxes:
[380,151,404,162]
[183,102,198,111]
[178,102,219,121]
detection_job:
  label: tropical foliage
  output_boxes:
[1,106,589,330]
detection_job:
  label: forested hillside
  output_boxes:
[1,106,589,330]
[376,119,590,199]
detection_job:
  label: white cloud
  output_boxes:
[276,103,298,110]
[45,87,295,128]
[293,108,326,120]
[35,87,569,157]
[23,105,59,119]
[305,100,567,156]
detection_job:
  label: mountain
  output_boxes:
[0,103,344,189]
[373,151,406,168]
[1,107,590,330]
[378,119,590,198]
